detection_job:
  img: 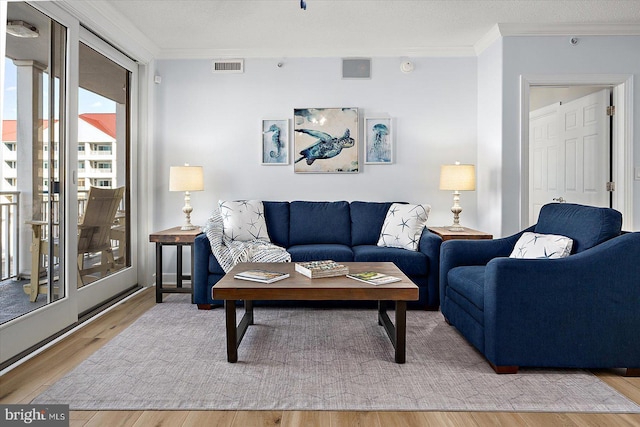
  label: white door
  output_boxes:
[529,89,611,224]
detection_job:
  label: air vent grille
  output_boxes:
[212,59,244,73]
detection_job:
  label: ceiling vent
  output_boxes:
[212,59,244,74]
[342,58,371,79]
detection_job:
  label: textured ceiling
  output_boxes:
[85,0,640,57]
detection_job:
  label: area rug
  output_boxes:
[33,295,640,412]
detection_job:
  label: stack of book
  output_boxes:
[346,271,401,285]
[234,269,290,283]
[295,260,349,278]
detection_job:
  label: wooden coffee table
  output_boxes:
[213,262,419,364]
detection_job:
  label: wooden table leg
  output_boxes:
[225,299,238,363]
[395,301,407,364]
[176,244,183,288]
[155,242,163,303]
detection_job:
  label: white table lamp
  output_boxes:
[169,164,204,230]
[439,162,476,231]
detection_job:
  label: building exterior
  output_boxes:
[1,113,117,198]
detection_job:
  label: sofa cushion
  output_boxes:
[377,203,431,251]
[509,232,573,259]
[263,201,290,248]
[218,200,270,241]
[352,245,428,276]
[289,201,351,246]
[446,266,486,325]
[350,201,393,246]
[534,203,622,253]
[288,244,354,262]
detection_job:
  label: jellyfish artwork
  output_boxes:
[369,123,391,162]
[264,124,284,160]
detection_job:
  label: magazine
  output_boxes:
[295,260,349,278]
[234,269,290,284]
[347,271,401,285]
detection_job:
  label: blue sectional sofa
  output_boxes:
[193,201,442,310]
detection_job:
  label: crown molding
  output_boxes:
[474,23,640,55]
[498,22,640,37]
[56,0,160,63]
[474,24,502,55]
[155,45,477,60]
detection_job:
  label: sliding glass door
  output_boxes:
[75,31,137,313]
[1,2,67,320]
[0,1,139,365]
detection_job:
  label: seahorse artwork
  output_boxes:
[264,124,284,159]
[294,128,355,165]
[369,123,391,162]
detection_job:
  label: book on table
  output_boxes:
[346,271,402,285]
[234,269,290,283]
[295,260,349,278]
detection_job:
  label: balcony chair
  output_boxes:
[25,186,125,302]
[439,202,640,376]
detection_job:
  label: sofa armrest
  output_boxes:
[483,232,640,367]
[193,233,214,304]
[419,229,442,305]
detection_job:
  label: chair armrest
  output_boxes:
[439,226,533,308]
[483,232,640,366]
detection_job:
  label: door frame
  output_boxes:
[520,74,634,230]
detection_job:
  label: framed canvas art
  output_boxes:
[364,117,392,164]
[262,119,289,165]
[293,108,359,173]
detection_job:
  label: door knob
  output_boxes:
[553,197,566,203]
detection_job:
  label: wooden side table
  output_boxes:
[149,226,202,303]
[428,226,493,241]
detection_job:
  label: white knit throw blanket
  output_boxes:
[204,209,291,273]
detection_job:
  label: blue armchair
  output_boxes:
[440,203,640,375]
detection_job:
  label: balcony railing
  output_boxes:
[0,190,93,281]
[0,191,19,281]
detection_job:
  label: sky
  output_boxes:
[3,58,115,120]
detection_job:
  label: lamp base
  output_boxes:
[180,224,197,231]
[447,225,466,232]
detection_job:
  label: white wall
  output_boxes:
[476,38,503,238]
[480,35,640,236]
[152,57,479,238]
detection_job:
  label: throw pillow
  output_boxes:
[218,200,270,242]
[377,203,431,251]
[509,232,573,259]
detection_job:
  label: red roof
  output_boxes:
[79,113,116,139]
[2,120,17,141]
[2,114,116,141]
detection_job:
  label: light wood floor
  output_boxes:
[1,287,639,427]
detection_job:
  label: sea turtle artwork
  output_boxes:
[294,128,355,165]
[293,107,359,173]
[264,124,284,159]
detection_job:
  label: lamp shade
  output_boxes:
[439,163,476,191]
[169,165,204,192]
